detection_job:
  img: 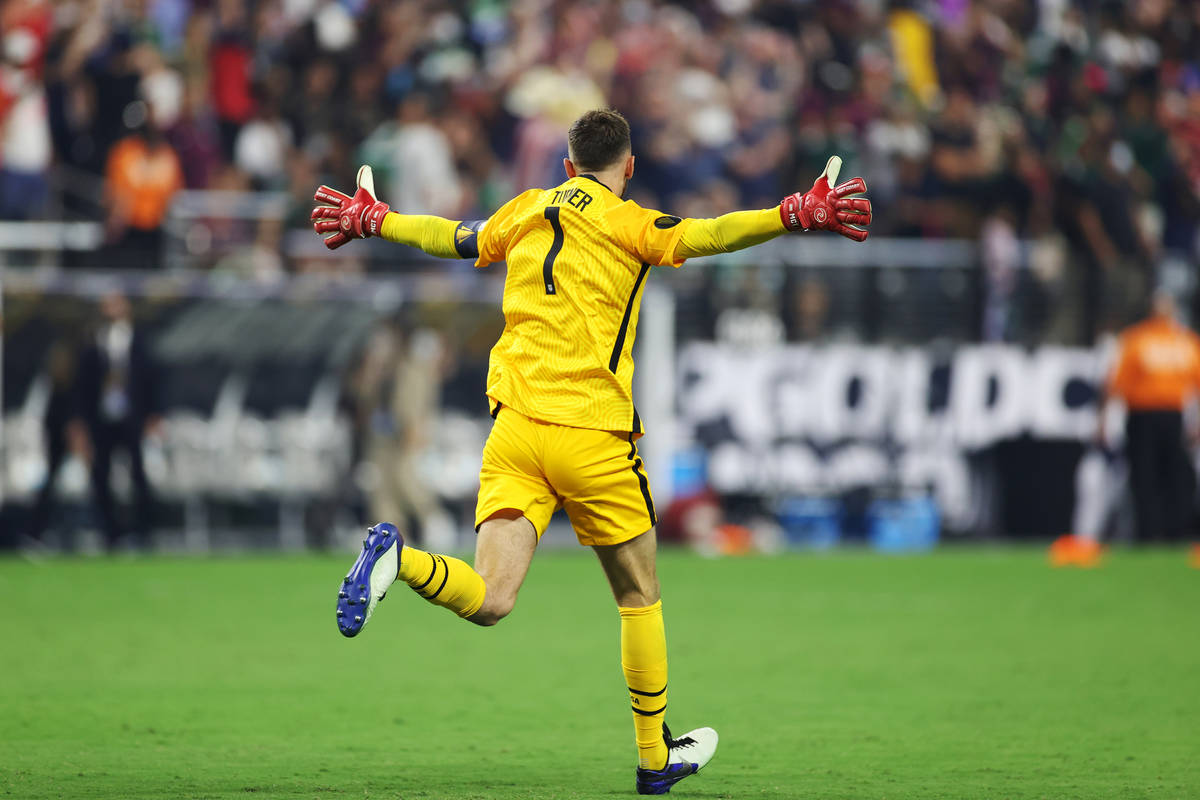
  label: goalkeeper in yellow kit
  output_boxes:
[313,109,871,795]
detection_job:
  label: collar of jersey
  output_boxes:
[577,173,615,194]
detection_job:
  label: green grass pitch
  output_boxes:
[1,548,1197,799]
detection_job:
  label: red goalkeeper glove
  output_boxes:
[779,156,872,242]
[311,165,391,250]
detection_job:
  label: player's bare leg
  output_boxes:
[594,529,718,794]
[335,510,536,636]
[466,510,538,626]
[595,526,661,608]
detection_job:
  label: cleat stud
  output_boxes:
[343,577,350,584]
[336,610,344,617]
[359,596,367,603]
[374,545,384,553]
[358,585,365,591]
[354,615,363,623]
[338,591,347,598]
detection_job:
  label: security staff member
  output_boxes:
[1100,291,1200,542]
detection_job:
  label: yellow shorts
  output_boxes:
[475,406,658,547]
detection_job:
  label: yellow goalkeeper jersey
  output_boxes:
[475,174,688,434]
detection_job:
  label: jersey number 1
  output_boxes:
[543,206,564,295]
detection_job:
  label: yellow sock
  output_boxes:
[620,600,669,770]
[397,545,486,619]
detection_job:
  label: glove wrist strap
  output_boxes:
[779,193,810,232]
[362,202,391,238]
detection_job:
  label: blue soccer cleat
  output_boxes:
[635,723,719,795]
[336,522,403,637]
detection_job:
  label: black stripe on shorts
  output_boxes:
[626,434,657,527]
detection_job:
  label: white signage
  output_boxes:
[676,344,1106,530]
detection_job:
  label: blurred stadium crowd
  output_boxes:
[4,0,1200,553]
[1,0,1197,334]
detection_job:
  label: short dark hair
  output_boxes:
[567,109,632,172]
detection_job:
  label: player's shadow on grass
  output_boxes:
[598,789,729,799]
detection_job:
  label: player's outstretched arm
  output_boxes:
[311,165,482,259]
[675,155,871,259]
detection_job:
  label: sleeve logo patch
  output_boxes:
[654,215,682,229]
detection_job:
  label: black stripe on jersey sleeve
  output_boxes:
[609,262,651,373]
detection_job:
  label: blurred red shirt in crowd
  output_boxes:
[210,40,254,126]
